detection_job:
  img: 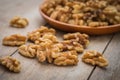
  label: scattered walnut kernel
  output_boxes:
[61,40,84,53]
[82,50,108,67]
[35,34,58,44]
[27,26,56,42]
[63,32,89,48]
[18,44,39,58]
[0,56,21,72]
[53,51,79,66]
[3,34,27,46]
[10,16,28,28]
[36,47,54,63]
[36,50,47,63]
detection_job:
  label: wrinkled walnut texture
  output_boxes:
[18,44,39,58]
[0,56,21,72]
[10,16,28,28]
[82,50,108,67]
[3,34,27,46]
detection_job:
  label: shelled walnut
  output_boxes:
[3,34,27,46]
[0,56,21,72]
[36,47,54,63]
[10,16,28,28]
[53,51,79,66]
[82,50,108,67]
[63,32,89,48]
[18,44,39,58]
[42,0,120,27]
[35,34,58,44]
[27,26,56,42]
[61,40,84,53]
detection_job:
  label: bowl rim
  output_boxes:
[39,1,120,29]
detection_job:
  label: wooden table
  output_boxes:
[0,0,120,80]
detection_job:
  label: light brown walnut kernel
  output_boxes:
[51,43,64,52]
[3,34,27,46]
[18,44,39,58]
[35,34,58,44]
[53,51,79,66]
[50,11,59,19]
[36,48,53,63]
[103,6,118,15]
[42,0,120,26]
[61,40,84,53]
[27,26,56,42]
[63,32,89,48]
[82,50,108,67]
[36,50,47,63]
[0,56,21,72]
[10,16,28,28]
[88,22,100,27]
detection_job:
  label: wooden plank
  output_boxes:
[0,0,45,57]
[88,32,120,80]
[0,32,113,80]
[0,0,45,75]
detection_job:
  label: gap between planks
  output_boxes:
[86,33,115,80]
[0,23,48,77]
[9,23,48,56]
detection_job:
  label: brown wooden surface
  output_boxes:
[0,0,120,80]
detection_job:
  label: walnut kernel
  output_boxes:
[0,56,21,72]
[3,34,27,46]
[82,50,108,67]
[10,16,28,28]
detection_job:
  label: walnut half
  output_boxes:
[10,16,29,28]
[82,50,108,67]
[3,34,27,46]
[63,32,89,48]
[0,56,21,72]
[53,51,79,66]
[18,44,39,58]
[27,26,56,42]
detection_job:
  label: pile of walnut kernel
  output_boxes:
[1,26,109,72]
[42,0,120,27]
[18,26,89,66]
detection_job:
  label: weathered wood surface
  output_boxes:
[0,0,120,80]
[0,0,45,75]
[89,32,120,80]
[0,0,45,57]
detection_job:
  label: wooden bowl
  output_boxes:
[39,2,120,35]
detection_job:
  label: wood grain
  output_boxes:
[88,32,120,80]
[0,0,45,75]
[0,0,45,57]
[0,33,113,80]
[0,0,119,80]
